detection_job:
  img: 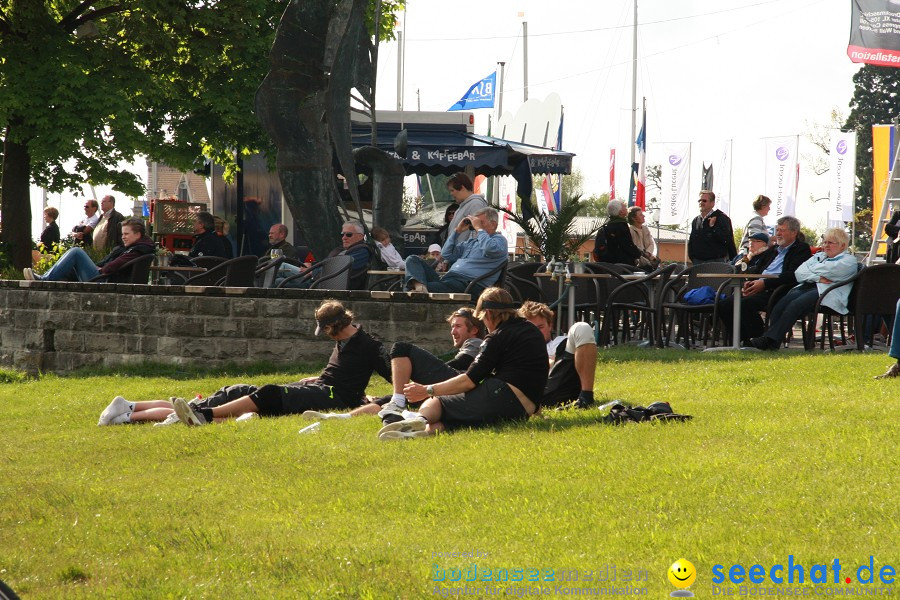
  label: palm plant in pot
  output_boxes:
[499,194,600,265]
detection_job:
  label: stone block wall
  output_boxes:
[0,281,467,374]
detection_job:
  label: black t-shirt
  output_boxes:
[465,317,549,406]
[318,326,391,406]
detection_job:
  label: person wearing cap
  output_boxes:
[302,307,486,421]
[376,287,548,440]
[731,231,771,271]
[171,300,391,425]
[717,215,812,344]
[424,243,445,271]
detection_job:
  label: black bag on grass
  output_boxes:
[601,401,692,425]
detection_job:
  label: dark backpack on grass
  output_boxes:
[602,401,692,425]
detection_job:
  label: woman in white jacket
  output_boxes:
[749,227,858,350]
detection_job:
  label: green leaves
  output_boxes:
[499,195,600,262]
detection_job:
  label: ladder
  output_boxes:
[867,134,900,265]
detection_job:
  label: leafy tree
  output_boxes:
[579,193,610,218]
[844,64,900,250]
[0,1,403,269]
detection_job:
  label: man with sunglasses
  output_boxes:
[302,307,485,422]
[71,199,100,246]
[275,220,372,289]
[688,190,737,264]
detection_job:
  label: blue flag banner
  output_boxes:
[142,201,150,217]
[448,72,496,111]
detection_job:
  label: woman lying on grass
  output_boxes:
[376,287,549,440]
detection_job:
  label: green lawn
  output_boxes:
[0,349,897,599]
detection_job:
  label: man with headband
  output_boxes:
[171,300,391,425]
[376,287,548,440]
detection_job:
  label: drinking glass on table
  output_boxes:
[270,248,284,260]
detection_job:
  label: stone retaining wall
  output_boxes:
[0,280,469,374]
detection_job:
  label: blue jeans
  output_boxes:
[763,283,819,343]
[40,248,100,281]
[890,298,900,360]
[403,256,470,293]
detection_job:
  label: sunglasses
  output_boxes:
[452,309,474,317]
[341,232,358,238]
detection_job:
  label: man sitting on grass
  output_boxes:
[518,301,597,409]
[301,307,485,422]
[24,217,154,282]
[376,287,548,440]
[170,300,391,425]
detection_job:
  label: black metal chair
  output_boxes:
[659,262,735,348]
[275,255,354,290]
[464,259,509,301]
[184,255,259,287]
[607,263,678,346]
[505,262,545,302]
[88,254,154,284]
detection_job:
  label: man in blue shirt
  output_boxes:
[717,216,811,344]
[403,207,507,294]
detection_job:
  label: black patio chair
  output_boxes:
[88,253,154,284]
[659,262,735,348]
[184,255,258,287]
[464,259,509,302]
[275,255,354,290]
[607,263,678,346]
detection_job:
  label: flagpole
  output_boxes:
[630,0,638,168]
[522,21,529,102]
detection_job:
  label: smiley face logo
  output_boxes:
[668,559,697,589]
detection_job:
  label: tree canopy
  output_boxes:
[0,0,403,268]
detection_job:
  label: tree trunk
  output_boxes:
[1,123,34,270]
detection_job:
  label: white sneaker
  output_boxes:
[377,417,426,437]
[153,412,181,427]
[301,411,349,420]
[377,400,405,422]
[173,397,207,426]
[23,268,35,281]
[98,396,133,426]
[235,412,258,422]
[412,282,428,293]
[379,428,430,441]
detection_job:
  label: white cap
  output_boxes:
[427,244,442,253]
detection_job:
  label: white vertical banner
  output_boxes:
[828,130,857,222]
[659,143,691,226]
[713,140,733,215]
[763,135,799,218]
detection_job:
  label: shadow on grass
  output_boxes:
[2,360,328,383]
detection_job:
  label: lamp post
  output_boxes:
[649,198,661,253]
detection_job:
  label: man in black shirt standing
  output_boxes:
[688,190,737,264]
[377,287,548,440]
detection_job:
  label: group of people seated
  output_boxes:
[97,292,601,438]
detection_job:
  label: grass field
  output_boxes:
[0,349,897,599]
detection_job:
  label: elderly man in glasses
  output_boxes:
[302,307,486,422]
[275,220,372,289]
[688,190,737,264]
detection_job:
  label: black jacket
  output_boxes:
[593,218,641,265]
[886,210,900,264]
[96,236,155,282]
[39,221,60,249]
[688,209,738,261]
[749,240,812,292]
[189,230,229,259]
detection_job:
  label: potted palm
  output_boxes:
[499,194,600,265]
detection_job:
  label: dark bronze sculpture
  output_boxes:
[256,0,404,260]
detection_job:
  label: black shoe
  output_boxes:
[749,336,778,351]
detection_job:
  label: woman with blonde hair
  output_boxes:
[378,287,548,439]
[749,228,858,351]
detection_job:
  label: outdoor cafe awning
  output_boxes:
[349,123,575,178]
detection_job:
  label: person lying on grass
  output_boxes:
[168,300,390,426]
[302,307,485,422]
[376,287,549,440]
[98,383,296,426]
[517,301,598,409]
